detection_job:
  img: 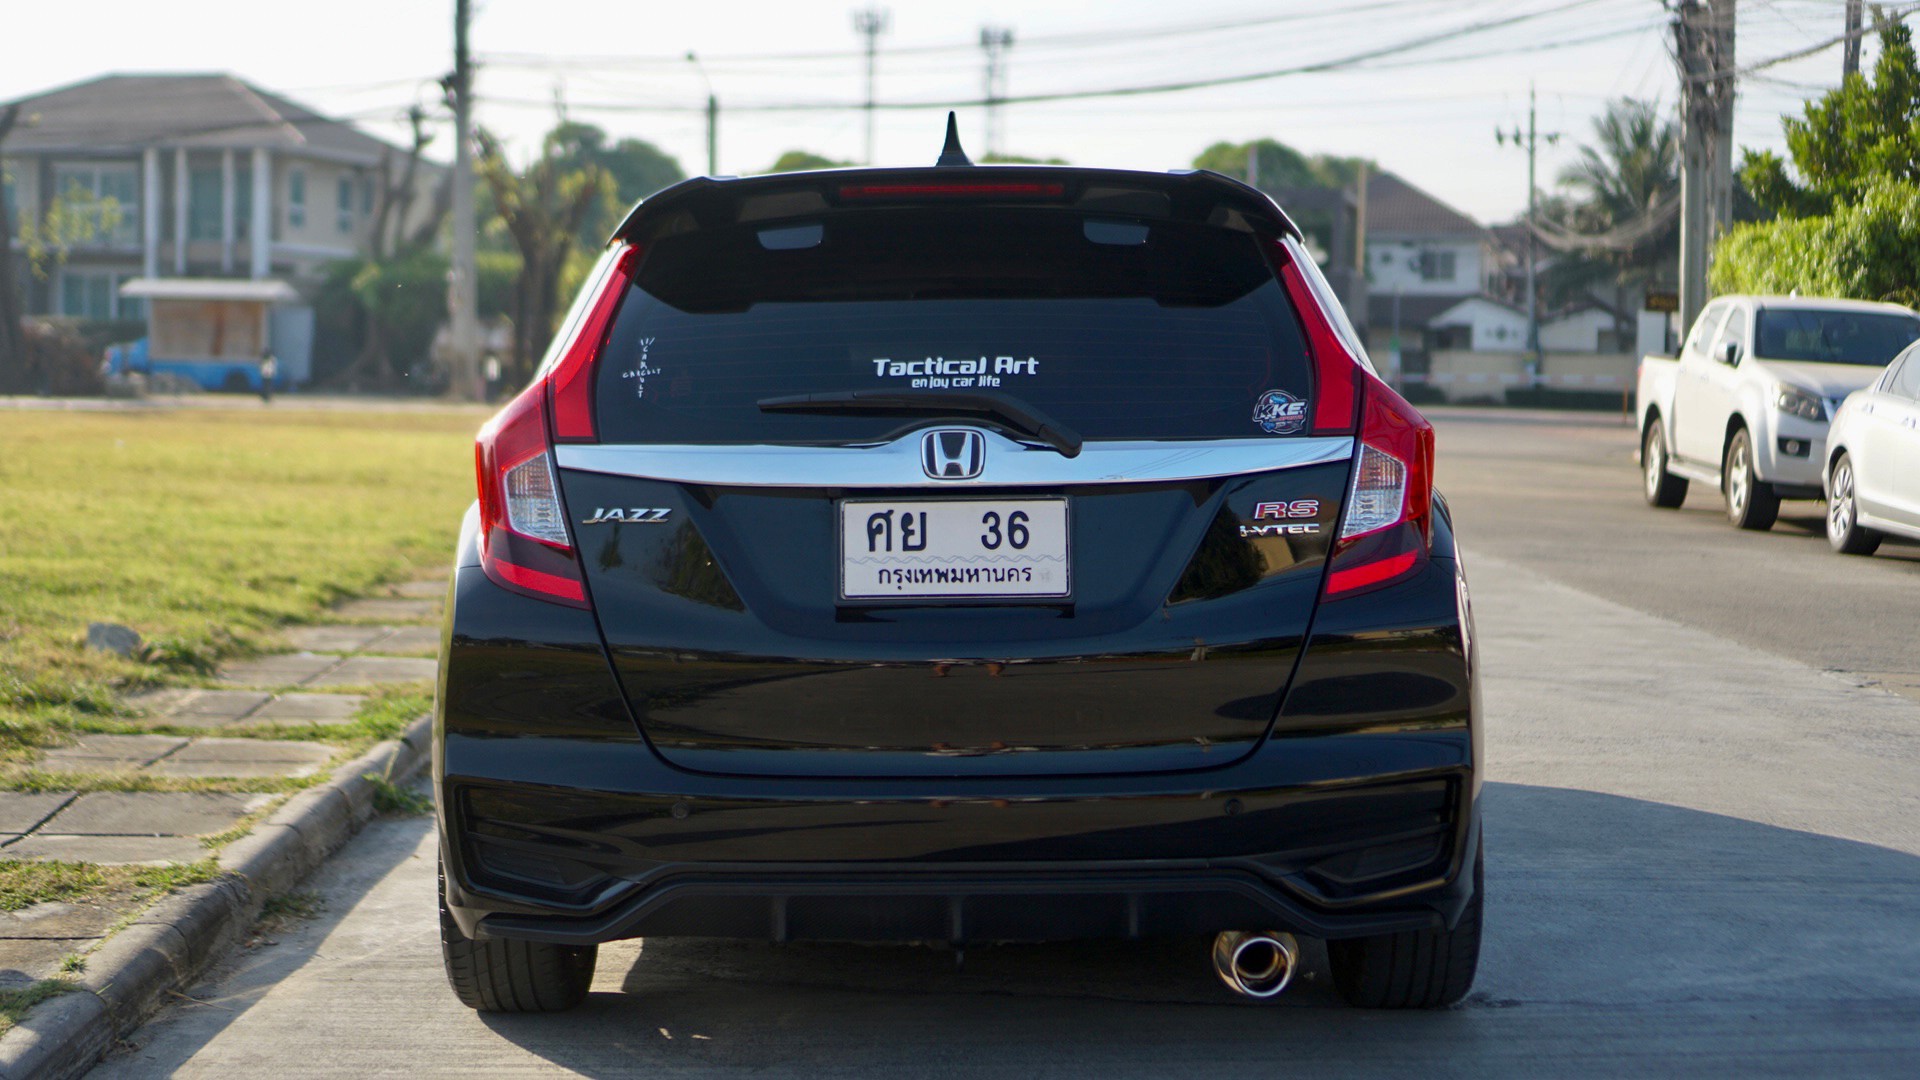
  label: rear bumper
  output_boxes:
[435,503,1481,945]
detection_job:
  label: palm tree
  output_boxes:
[1539,99,1680,330]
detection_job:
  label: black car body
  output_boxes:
[435,156,1481,1012]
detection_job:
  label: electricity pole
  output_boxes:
[1496,85,1559,386]
[1844,0,1864,77]
[1674,0,1736,337]
[687,52,718,175]
[446,0,482,402]
[980,26,1015,158]
[853,7,890,165]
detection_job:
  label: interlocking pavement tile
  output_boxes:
[37,734,187,772]
[332,597,438,621]
[250,692,364,726]
[37,791,274,837]
[306,655,436,688]
[126,688,272,728]
[2,835,214,866]
[0,792,77,835]
[393,579,448,599]
[284,625,394,653]
[145,738,335,779]
[367,626,440,655]
[217,652,338,687]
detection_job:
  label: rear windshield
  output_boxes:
[591,208,1314,444]
[1754,308,1920,366]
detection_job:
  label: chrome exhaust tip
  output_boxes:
[1211,931,1299,999]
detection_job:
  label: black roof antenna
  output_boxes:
[935,111,974,167]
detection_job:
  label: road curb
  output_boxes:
[0,713,433,1080]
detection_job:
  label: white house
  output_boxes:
[2,74,442,373]
[1428,296,1529,353]
[1539,303,1623,353]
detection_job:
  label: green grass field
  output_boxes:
[0,406,488,757]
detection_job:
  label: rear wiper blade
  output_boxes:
[757,389,1083,458]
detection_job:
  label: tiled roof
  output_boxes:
[1367,172,1486,239]
[2,74,402,165]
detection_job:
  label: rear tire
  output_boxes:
[1826,453,1883,556]
[1722,428,1779,531]
[440,860,596,1012]
[1328,848,1483,1009]
[1642,418,1688,508]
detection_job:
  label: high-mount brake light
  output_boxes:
[548,245,642,442]
[837,182,1067,200]
[472,245,643,608]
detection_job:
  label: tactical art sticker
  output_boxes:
[869,355,1040,390]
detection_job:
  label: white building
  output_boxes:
[2,74,442,367]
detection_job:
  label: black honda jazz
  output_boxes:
[435,124,1481,1013]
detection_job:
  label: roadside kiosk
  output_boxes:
[109,278,303,392]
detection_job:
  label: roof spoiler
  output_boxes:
[609,113,1299,245]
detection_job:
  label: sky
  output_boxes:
[0,0,1883,225]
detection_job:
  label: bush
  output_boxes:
[18,320,104,395]
[1712,177,1920,305]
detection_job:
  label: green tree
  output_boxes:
[767,150,854,173]
[1191,139,1370,191]
[1739,18,1920,218]
[1713,176,1920,304]
[476,126,616,380]
[546,121,683,243]
[1537,98,1680,313]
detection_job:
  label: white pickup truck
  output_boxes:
[1637,295,1920,529]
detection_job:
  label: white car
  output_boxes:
[1639,296,1920,529]
[1825,342,1920,554]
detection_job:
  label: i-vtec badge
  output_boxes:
[581,507,672,525]
[1241,499,1321,538]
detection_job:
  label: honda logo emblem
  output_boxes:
[920,429,985,480]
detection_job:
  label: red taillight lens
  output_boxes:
[547,245,642,443]
[476,382,588,608]
[1325,375,1436,597]
[1272,243,1360,436]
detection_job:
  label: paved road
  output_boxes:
[93,409,1920,1077]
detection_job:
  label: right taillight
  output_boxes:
[1267,234,1436,597]
[1325,374,1435,596]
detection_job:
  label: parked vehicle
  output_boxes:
[1637,296,1920,528]
[434,131,1482,1015]
[1825,341,1920,554]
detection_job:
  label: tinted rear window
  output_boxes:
[1754,308,1920,366]
[591,208,1314,444]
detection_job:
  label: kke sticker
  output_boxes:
[1252,389,1308,435]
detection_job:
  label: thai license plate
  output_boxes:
[839,498,1070,600]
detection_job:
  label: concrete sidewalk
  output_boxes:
[0,578,445,1006]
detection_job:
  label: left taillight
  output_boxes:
[473,243,639,608]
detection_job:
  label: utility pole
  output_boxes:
[853,7,890,165]
[1496,85,1559,387]
[687,52,718,175]
[446,0,482,403]
[1844,0,1864,77]
[1674,0,1737,337]
[980,26,1015,158]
